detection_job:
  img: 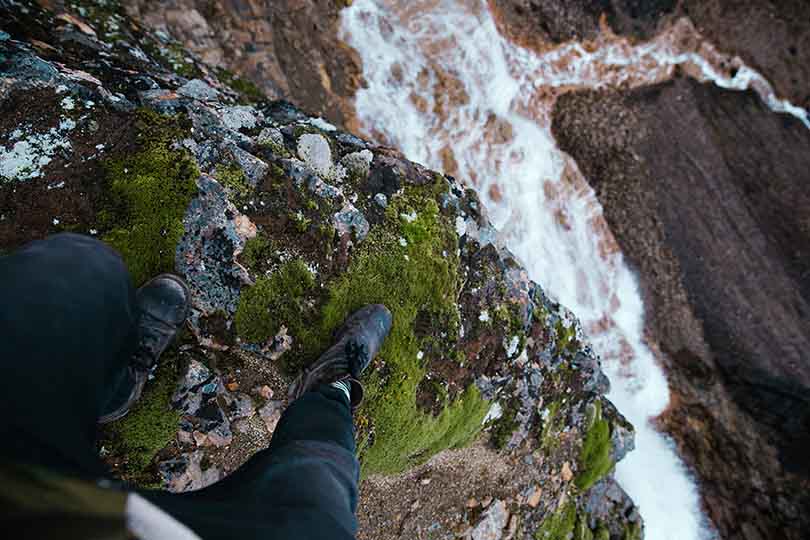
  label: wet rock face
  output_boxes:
[552,78,810,540]
[489,0,810,107]
[2,1,640,537]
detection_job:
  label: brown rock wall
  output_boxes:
[125,0,362,128]
[552,78,810,540]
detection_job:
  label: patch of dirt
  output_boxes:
[359,439,530,540]
[0,87,134,250]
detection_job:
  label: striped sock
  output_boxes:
[330,379,351,403]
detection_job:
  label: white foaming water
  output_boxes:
[341,1,809,539]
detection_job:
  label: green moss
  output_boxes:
[536,505,599,540]
[105,353,182,478]
[240,235,273,271]
[623,522,642,540]
[232,179,489,473]
[215,163,251,205]
[258,137,292,159]
[555,319,578,354]
[69,0,126,40]
[99,110,198,285]
[291,211,313,233]
[491,399,520,449]
[320,185,488,474]
[165,43,198,78]
[535,502,577,540]
[235,259,316,344]
[594,525,610,540]
[494,302,526,358]
[574,514,594,540]
[575,401,614,491]
[533,303,550,325]
[310,181,486,473]
[540,400,565,452]
[215,68,266,104]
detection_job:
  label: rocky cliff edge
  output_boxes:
[1,2,639,539]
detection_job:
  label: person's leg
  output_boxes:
[143,307,390,539]
[141,384,360,540]
[0,233,138,478]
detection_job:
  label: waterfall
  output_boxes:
[340,1,809,538]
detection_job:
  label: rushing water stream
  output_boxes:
[340,1,810,538]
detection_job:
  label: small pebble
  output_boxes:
[527,487,542,508]
[561,462,573,482]
[257,385,274,399]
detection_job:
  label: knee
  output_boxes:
[11,233,130,285]
[41,233,124,266]
[42,232,114,253]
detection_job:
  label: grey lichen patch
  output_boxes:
[218,105,262,132]
[332,202,371,242]
[297,132,347,183]
[341,148,374,181]
[0,118,76,181]
[177,79,220,102]
[258,127,291,158]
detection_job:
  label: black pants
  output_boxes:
[0,234,359,540]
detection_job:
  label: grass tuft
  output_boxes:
[575,400,614,491]
[235,259,316,344]
[103,352,182,481]
[535,502,577,540]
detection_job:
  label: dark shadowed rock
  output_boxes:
[553,77,810,540]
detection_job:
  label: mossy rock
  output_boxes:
[101,351,183,484]
[535,502,577,540]
[98,110,199,286]
[235,258,317,344]
[235,179,490,474]
[491,398,520,449]
[575,400,614,491]
[536,503,601,540]
[215,67,266,104]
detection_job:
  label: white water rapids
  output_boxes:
[340,1,810,539]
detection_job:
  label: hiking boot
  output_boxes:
[289,304,392,408]
[98,274,191,424]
